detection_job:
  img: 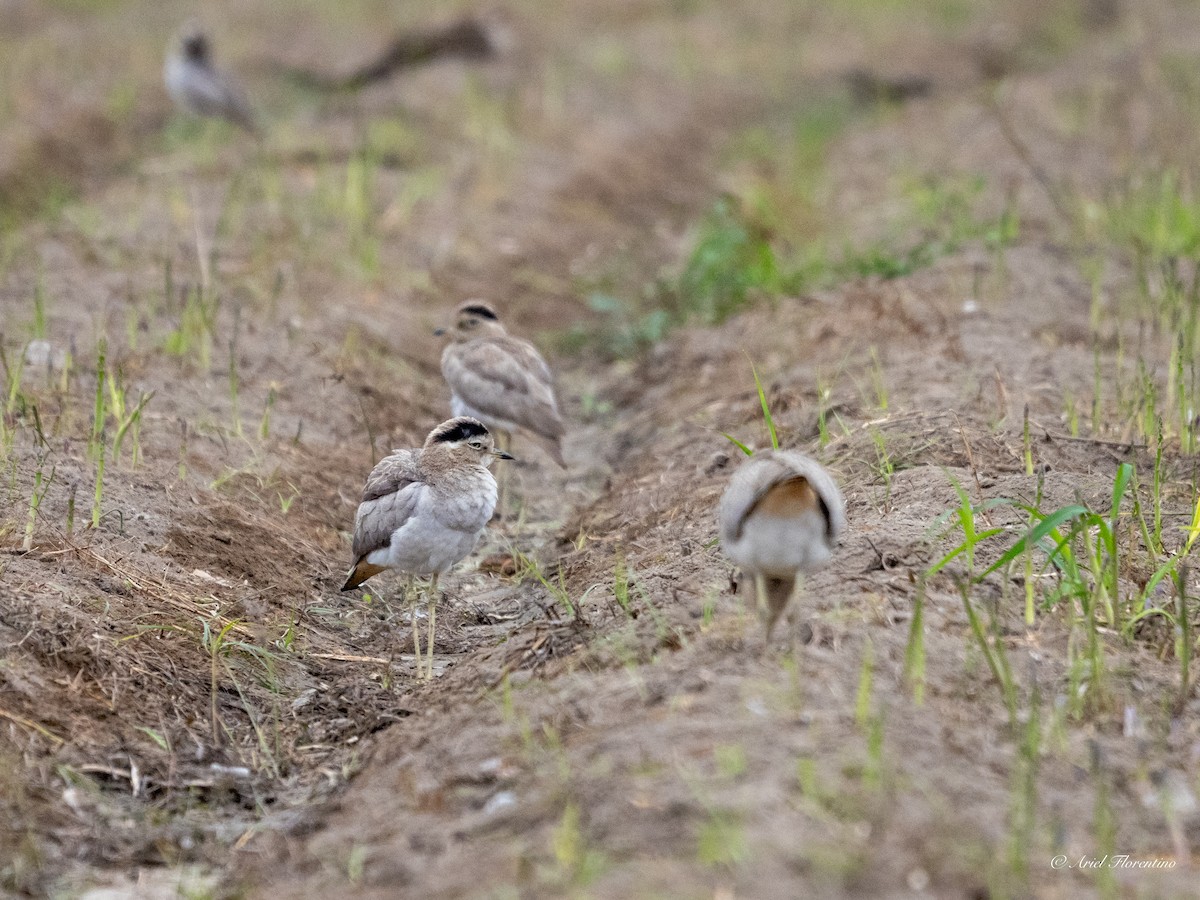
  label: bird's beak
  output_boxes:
[433,327,446,337]
[491,449,515,461]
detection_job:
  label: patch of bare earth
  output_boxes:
[244,10,1200,900]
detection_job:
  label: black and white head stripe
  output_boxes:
[179,22,211,60]
[428,417,490,445]
[459,302,498,321]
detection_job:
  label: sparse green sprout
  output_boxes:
[750,359,779,451]
[1106,171,1200,266]
[1022,487,1039,627]
[714,744,747,778]
[65,481,76,536]
[926,475,1007,581]
[721,432,754,457]
[32,273,47,340]
[278,484,300,515]
[1185,494,1200,556]
[346,844,368,885]
[89,339,107,463]
[22,460,53,552]
[869,428,894,509]
[163,284,216,370]
[512,547,579,620]
[795,756,819,798]
[854,639,874,728]
[697,811,748,868]
[862,713,886,792]
[1175,565,1192,715]
[960,576,1018,724]
[1064,391,1080,437]
[1090,745,1118,896]
[924,477,1017,718]
[816,377,832,447]
[89,340,108,529]
[1022,404,1033,476]
[723,358,780,455]
[1005,685,1042,885]
[2,344,26,417]
[612,556,632,616]
[869,346,888,411]
[107,375,153,469]
[550,801,607,887]
[136,726,170,752]
[260,384,277,440]
[903,590,926,705]
[228,339,242,438]
[56,348,72,396]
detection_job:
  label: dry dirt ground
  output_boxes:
[3,0,1200,897]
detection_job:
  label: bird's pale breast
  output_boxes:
[369,466,497,575]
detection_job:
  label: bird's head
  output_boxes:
[434,300,507,342]
[423,417,514,467]
[177,20,211,63]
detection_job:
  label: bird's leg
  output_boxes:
[762,576,796,644]
[753,573,771,658]
[789,574,805,648]
[425,574,440,680]
[754,574,767,628]
[404,574,422,675]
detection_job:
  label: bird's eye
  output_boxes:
[465,318,477,328]
[468,440,484,449]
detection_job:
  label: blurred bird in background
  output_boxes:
[164,21,259,133]
[436,300,566,515]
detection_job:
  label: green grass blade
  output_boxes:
[721,433,754,456]
[749,360,779,450]
[1109,463,1133,523]
[978,504,1089,580]
[1185,493,1200,554]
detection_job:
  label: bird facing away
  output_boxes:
[718,450,846,640]
[341,417,513,679]
[164,22,258,133]
[436,301,566,469]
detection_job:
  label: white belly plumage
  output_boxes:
[725,508,832,577]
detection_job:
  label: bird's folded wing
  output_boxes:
[187,71,255,129]
[352,480,423,561]
[447,339,563,438]
[496,335,556,387]
[351,450,423,560]
[361,450,420,501]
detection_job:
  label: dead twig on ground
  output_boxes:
[280,18,494,92]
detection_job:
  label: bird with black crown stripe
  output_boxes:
[342,417,513,679]
[436,300,566,515]
[164,20,259,133]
